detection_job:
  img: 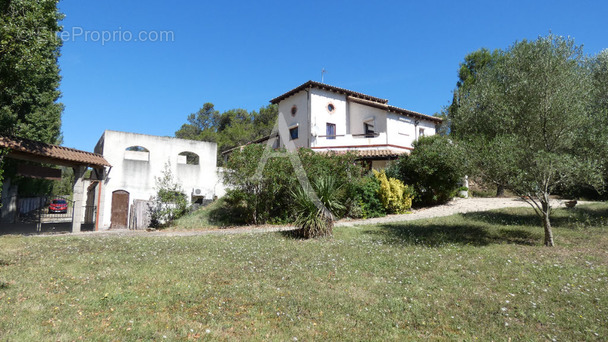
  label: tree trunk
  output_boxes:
[496,185,505,197]
[0,154,4,200]
[542,211,554,246]
[541,198,554,247]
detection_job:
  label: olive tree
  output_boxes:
[454,35,603,246]
[590,50,608,186]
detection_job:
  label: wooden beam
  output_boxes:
[6,151,81,168]
[17,164,62,180]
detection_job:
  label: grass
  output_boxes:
[0,203,607,341]
[170,198,234,230]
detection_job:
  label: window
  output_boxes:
[125,146,149,152]
[124,146,150,161]
[289,126,299,140]
[326,123,336,139]
[419,128,426,138]
[327,103,335,113]
[178,151,199,165]
[364,122,375,138]
[291,105,297,116]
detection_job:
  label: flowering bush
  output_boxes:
[373,170,414,214]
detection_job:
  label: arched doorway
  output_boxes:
[110,190,129,228]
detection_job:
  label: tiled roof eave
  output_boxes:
[270,81,442,124]
[387,105,443,123]
[270,80,388,105]
[315,148,408,160]
[0,135,111,168]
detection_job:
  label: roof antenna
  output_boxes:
[321,68,327,83]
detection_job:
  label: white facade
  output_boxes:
[94,130,224,229]
[271,81,441,163]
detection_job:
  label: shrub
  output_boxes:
[222,145,294,224]
[223,145,360,225]
[388,135,466,206]
[373,170,414,214]
[553,182,608,201]
[170,197,236,229]
[345,174,386,218]
[150,163,189,227]
[220,189,257,225]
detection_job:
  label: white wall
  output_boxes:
[277,91,309,150]
[312,132,389,149]
[349,101,387,136]
[346,101,388,147]
[95,130,224,229]
[309,88,347,148]
[274,87,438,154]
[386,113,415,148]
[417,119,437,139]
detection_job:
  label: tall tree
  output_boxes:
[454,35,602,247]
[448,48,507,195]
[447,48,501,135]
[0,0,64,143]
[175,103,278,156]
[589,49,608,193]
[252,104,278,138]
[175,102,220,142]
[0,0,64,198]
[592,49,608,107]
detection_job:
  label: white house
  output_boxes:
[94,130,224,229]
[268,81,442,169]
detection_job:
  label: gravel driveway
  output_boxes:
[337,197,570,227]
[62,197,577,238]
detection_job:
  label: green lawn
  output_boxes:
[1,204,607,341]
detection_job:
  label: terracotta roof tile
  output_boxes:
[319,148,407,159]
[387,105,443,123]
[270,80,389,104]
[269,81,442,124]
[353,149,406,158]
[0,135,111,167]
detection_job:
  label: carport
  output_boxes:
[0,135,111,233]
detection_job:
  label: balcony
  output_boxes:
[312,132,387,148]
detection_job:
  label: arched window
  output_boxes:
[124,146,150,161]
[125,146,149,152]
[178,151,199,165]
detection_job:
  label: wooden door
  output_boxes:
[110,190,129,228]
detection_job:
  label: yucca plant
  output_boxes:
[291,176,345,238]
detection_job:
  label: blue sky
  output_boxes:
[57,0,608,151]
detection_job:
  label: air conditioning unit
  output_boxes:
[192,188,204,197]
